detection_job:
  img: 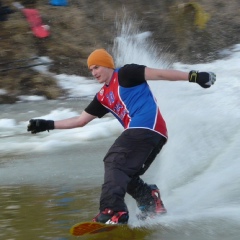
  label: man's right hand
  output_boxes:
[27,119,54,134]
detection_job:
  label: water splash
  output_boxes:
[112,17,240,232]
[112,14,171,68]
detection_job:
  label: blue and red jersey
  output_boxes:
[85,64,168,139]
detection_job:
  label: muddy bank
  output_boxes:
[1,0,239,103]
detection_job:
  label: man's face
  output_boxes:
[89,65,111,84]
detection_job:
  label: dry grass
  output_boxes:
[1,0,240,103]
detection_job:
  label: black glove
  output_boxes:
[189,70,216,88]
[27,119,54,134]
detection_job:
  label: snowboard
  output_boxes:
[70,221,150,239]
[13,2,50,38]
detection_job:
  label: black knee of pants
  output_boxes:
[136,136,166,176]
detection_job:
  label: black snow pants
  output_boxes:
[99,128,166,212]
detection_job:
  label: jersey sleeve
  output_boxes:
[85,95,109,118]
[118,64,146,87]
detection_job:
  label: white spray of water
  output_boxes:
[111,17,240,228]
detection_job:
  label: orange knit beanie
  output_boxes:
[87,49,115,69]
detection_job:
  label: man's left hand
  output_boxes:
[189,71,216,88]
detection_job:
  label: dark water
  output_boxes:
[1,183,239,240]
[1,100,240,240]
[0,100,109,240]
[0,184,100,240]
